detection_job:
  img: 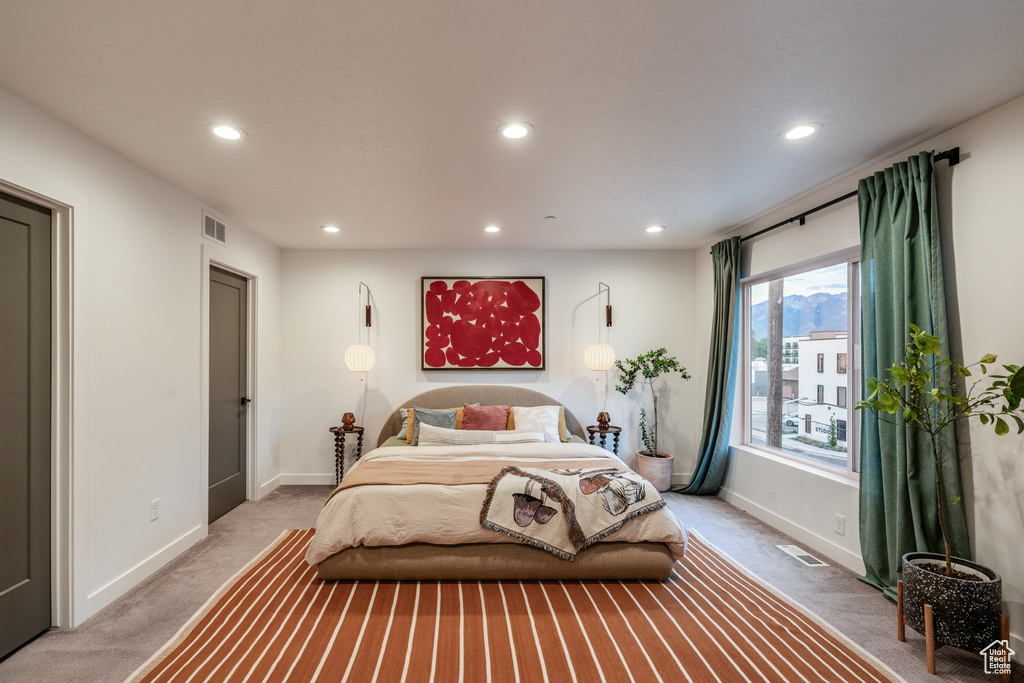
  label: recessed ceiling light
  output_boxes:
[782,123,822,140]
[499,122,533,139]
[484,225,500,233]
[646,225,666,233]
[210,124,247,140]
[321,225,340,233]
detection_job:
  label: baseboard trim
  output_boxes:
[81,525,206,624]
[257,476,281,500]
[278,474,336,486]
[717,485,865,575]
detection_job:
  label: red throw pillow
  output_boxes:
[462,403,511,431]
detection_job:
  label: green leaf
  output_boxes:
[980,354,998,364]
[1010,368,1024,397]
[1013,415,1024,435]
[903,408,916,422]
[979,414,989,425]
[995,417,1009,436]
[957,365,972,377]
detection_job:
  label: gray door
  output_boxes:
[209,267,248,522]
[0,191,51,658]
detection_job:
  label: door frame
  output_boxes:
[200,244,259,529]
[0,177,74,630]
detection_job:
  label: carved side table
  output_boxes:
[329,425,364,484]
[586,425,621,456]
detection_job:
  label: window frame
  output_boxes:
[740,247,861,479]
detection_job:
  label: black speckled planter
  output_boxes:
[902,552,1002,652]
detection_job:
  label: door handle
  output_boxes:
[240,397,252,406]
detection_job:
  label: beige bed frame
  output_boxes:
[318,385,674,581]
[374,384,587,447]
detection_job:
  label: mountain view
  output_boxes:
[750,292,848,339]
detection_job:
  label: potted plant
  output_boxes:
[857,323,1024,652]
[614,348,691,491]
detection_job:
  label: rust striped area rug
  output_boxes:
[127,529,903,683]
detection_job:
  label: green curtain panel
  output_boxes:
[858,151,969,601]
[678,236,741,495]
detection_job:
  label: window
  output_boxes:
[743,248,859,474]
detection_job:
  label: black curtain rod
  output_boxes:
[739,147,959,244]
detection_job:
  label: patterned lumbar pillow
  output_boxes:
[417,423,495,446]
[417,423,546,447]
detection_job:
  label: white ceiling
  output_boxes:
[2,1,1023,250]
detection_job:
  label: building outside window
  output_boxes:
[743,249,859,474]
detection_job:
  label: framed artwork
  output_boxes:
[421,277,545,370]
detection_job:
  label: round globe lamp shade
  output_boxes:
[344,344,376,372]
[584,343,616,371]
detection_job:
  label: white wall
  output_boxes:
[702,94,1024,647]
[279,249,699,483]
[0,86,283,626]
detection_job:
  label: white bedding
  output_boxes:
[304,442,688,566]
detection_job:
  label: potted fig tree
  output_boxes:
[614,348,691,491]
[857,323,1024,654]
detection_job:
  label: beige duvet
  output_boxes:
[304,442,688,566]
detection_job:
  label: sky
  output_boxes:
[748,263,848,306]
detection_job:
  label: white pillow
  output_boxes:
[512,405,562,443]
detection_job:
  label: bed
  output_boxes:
[306,385,687,581]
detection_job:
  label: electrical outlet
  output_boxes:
[834,513,845,536]
[150,498,160,522]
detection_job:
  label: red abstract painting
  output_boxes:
[421,277,545,370]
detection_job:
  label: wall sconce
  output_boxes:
[344,282,375,372]
[584,282,615,371]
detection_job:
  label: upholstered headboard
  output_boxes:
[376,385,586,447]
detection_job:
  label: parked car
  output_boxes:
[784,415,799,427]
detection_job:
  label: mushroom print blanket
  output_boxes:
[481,466,666,560]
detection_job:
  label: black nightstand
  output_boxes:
[329,426,365,484]
[586,425,621,456]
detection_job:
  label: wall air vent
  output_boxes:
[203,211,226,244]
[776,545,829,567]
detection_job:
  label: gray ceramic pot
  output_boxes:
[902,552,1002,652]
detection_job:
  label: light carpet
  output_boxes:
[126,529,904,682]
